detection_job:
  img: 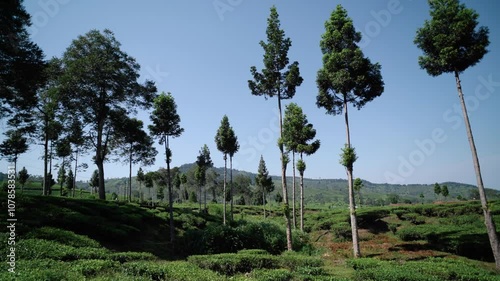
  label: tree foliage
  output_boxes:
[59,29,157,200]
[414,0,489,76]
[316,5,384,115]
[0,0,46,120]
[18,166,29,192]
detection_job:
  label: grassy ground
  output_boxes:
[1,191,499,280]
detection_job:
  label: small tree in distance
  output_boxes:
[18,167,29,193]
[434,183,442,198]
[441,185,449,199]
[255,156,274,219]
[215,115,238,224]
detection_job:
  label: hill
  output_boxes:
[2,166,500,205]
[1,192,499,280]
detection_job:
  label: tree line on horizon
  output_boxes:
[1,0,498,267]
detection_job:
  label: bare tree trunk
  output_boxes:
[455,71,500,268]
[43,121,49,196]
[223,154,227,225]
[300,153,305,232]
[230,156,234,221]
[344,99,360,258]
[277,95,293,251]
[73,149,78,197]
[263,189,266,219]
[49,140,53,195]
[292,152,296,229]
[128,149,132,202]
[165,136,174,244]
[199,184,202,211]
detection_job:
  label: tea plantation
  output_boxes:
[1,192,499,280]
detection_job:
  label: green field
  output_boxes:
[1,191,500,280]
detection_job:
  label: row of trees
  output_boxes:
[1,0,497,267]
[246,0,498,266]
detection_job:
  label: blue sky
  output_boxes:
[7,0,499,189]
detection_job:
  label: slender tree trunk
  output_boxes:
[344,99,360,258]
[49,140,53,195]
[97,159,105,200]
[165,136,174,244]
[263,189,266,219]
[277,95,293,251]
[199,184,202,211]
[204,183,207,211]
[230,156,234,221]
[300,153,305,232]
[128,148,132,202]
[73,149,78,198]
[455,71,500,268]
[223,154,227,225]
[292,152,296,229]
[43,120,49,196]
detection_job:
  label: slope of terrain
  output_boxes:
[1,192,499,280]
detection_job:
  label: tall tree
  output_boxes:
[180,173,188,202]
[136,168,145,202]
[434,182,442,198]
[34,57,63,196]
[0,129,28,175]
[248,6,303,250]
[57,165,66,196]
[215,115,237,224]
[115,116,157,202]
[316,5,384,257]
[65,169,74,196]
[195,144,213,211]
[0,0,46,121]
[18,166,29,193]
[441,185,449,199]
[66,116,87,197]
[59,29,157,200]
[283,103,320,232]
[227,126,239,221]
[55,139,71,196]
[89,169,99,195]
[144,171,156,205]
[149,92,184,244]
[414,0,499,268]
[353,178,364,208]
[255,156,275,219]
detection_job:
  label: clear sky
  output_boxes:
[6,0,500,189]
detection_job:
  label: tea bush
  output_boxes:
[24,227,101,248]
[349,258,500,281]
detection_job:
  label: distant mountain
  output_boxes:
[2,166,499,205]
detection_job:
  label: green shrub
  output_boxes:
[71,259,119,277]
[24,227,101,248]
[388,222,399,234]
[401,213,426,225]
[109,251,157,263]
[0,259,83,281]
[331,222,352,241]
[15,239,109,261]
[237,249,270,255]
[351,258,500,281]
[396,225,439,242]
[188,253,277,275]
[250,269,293,281]
[278,252,323,271]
